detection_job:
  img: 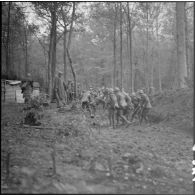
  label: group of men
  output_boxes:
[21,71,152,127]
[80,86,152,127]
[54,71,82,108]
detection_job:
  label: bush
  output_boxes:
[29,93,49,110]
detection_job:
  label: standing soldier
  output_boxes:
[54,71,66,108]
[21,73,33,104]
[138,90,152,124]
[130,92,141,122]
[114,87,130,125]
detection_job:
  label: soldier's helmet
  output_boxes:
[26,73,32,81]
[138,90,144,95]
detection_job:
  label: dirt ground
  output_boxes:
[1,88,194,194]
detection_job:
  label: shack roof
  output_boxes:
[6,80,21,86]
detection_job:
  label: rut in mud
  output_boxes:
[1,88,193,194]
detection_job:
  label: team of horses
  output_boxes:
[81,88,146,128]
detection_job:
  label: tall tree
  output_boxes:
[24,25,29,75]
[66,2,77,98]
[146,3,149,92]
[33,2,59,98]
[156,12,162,93]
[176,2,188,88]
[49,3,57,98]
[126,2,134,93]
[119,2,123,89]
[5,2,11,77]
[184,2,190,79]
[59,5,68,82]
[113,3,117,88]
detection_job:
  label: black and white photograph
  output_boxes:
[1,1,194,194]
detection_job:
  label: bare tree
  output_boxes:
[126,2,134,93]
[146,3,149,92]
[184,2,190,78]
[113,3,117,88]
[119,2,123,89]
[66,2,77,98]
[6,2,11,77]
[176,2,188,88]
[156,13,162,93]
[48,3,57,98]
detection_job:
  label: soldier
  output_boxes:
[81,90,91,110]
[138,90,152,124]
[77,83,82,100]
[54,71,66,108]
[122,89,133,119]
[21,73,33,104]
[130,92,141,122]
[104,87,119,128]
[114,87,131,126]
[81,90,96,118]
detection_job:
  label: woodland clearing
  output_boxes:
[1,88,193,194]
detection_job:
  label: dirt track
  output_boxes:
[1,89,193,194]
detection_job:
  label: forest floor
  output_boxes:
[1,88,193,194]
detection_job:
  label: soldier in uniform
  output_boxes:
[54,71,66,108]
[114,87,131,125]
[21,73,33,104]
[138,90,152,124]
[130,92,141,122]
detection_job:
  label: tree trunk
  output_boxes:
[63,26,67,82]
[66,49,76,96]
[6,2,11,78]
[184,3,190,78]
[61,5,68,83]
[127,3,134,93]
[156,15,162,93]
[113,3,117,88]
[146,3,150,92]
[48,3,57,99]
[51,10,57,87]
[67,2,75,50]
[176,2,188,88]
[24,27,29,76]
[149,24,154,95]
[150,47,154,95]
[120,2,123,90]
[66,2,76,98]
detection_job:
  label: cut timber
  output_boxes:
[22,124,57,130]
